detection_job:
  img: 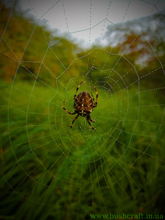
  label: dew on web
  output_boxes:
[0,0,165,219]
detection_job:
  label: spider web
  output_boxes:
[0,0,165,219]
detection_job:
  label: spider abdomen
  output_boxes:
[63,80,98,130]
[74,91,93,116]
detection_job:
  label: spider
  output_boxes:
[63,80,98,130]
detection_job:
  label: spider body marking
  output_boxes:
[63,80,98,130]
[74,91,93,116]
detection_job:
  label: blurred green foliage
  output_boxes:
[1,81,165,220]
[1,2,165,88]
[0,2,165,220]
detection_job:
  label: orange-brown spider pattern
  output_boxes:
[63,80,98,130]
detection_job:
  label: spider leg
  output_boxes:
[71,114,79,128]
[63,99,76,115]
[87,119,96,130]
[87,114,96,130]
[90,117,96,123]
[74,79,85,100]
[93,86,98,108]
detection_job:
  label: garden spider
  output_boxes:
[63,80,98,130]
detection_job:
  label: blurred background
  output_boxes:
[0,0,165,219]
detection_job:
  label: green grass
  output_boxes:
[0,80,165,220]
